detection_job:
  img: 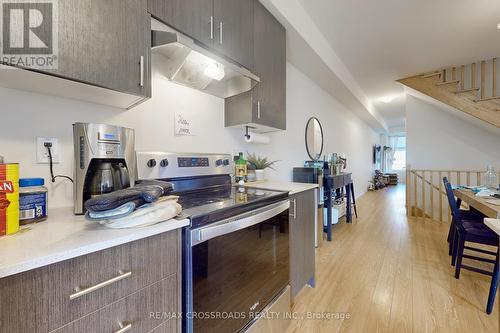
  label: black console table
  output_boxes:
[323,173,355,241]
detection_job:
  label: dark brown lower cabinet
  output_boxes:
[0,265,50,332]
[52,276,177,333]
[149,319,179,333]
[0,230,182,333]
[289,189,316,299]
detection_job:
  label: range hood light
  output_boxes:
[151,18,260,98]
[204,62,225,81]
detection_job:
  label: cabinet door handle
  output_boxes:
[290,198,297,219]
[69,270,132,300]
[257,101,261,119]
[219,21,223,45]
[139,56,144,87]
[115,322,132,333]
[209,16,214,40]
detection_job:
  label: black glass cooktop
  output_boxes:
[177,185,289,228]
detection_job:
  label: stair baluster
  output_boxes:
[398,57,500,128]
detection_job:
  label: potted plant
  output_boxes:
[246,153,279,181]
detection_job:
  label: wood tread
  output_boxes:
[421,72,441,78]
[455,87,479,94]
[436,80,460,86]
[474,95,500,102]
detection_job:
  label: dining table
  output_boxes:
[454,188,500,219]
[454,188,500,321]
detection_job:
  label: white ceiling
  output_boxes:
[298,0,500,128]
[372,95,406,128]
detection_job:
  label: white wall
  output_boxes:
[0,63,379,209]
[250,64,380,193]
[406,94,500,170]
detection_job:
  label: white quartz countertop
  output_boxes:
[485,218,500,236]
[244,180,318,195]
[0,207,189,278]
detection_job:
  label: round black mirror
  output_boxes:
[305,117,324,161]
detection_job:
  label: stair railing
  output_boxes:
[421,57,500,109]
[406,166,498,222]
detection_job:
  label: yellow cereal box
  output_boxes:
[0,163,19,236]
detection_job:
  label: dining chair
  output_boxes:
[444,180,499,314]
[443,177,485,255]
[484,218,500,315]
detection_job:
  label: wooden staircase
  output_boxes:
[398,58,500,128]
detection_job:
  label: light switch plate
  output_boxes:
[36,137,60,164]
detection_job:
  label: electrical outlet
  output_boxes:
[36,137,60,164]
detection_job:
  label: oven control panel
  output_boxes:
[178,157,210,168]
[136,152,233,180]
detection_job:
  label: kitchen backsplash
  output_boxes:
[0,63,380,209]
[0,74,247,208]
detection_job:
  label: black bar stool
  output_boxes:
[350,182,358,218]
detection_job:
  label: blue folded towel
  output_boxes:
[85,201,139,220]
[84,180,173,212]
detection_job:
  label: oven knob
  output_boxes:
[223,159,230,166]
[160,159,169,167]
[215,159,223,166]
[147,159,157,168]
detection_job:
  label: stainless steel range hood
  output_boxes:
[151,18,259,99]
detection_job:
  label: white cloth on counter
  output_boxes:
[476,189,500,197]
[484,198,500,206]
[97,196,182,229]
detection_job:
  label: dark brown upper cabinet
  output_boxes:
[147,0,174,28]
[0,0,151,108]
[147,0,285,131]
[224,0,286,131]
[56,0,151,98]
[148,0,254,70]
[171,0,214,48]
[213,0,254,70]
[253,0,286,129]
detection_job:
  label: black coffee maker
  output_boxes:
[73,123,136,214]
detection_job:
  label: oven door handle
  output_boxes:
[191,200,290,246]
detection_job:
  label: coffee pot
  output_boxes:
[87,161,130,198]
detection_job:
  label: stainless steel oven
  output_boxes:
[136,152,290,333]
[186,200,290,333]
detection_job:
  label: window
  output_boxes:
[389,136,406,171]
[392,150,406,170]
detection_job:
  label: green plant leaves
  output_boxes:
[246,152,279,170]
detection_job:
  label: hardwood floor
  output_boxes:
[286,185,498,333]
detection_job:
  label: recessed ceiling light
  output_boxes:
[379,96,394,103]
[378,93,404,104]
[379,95,397,103]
